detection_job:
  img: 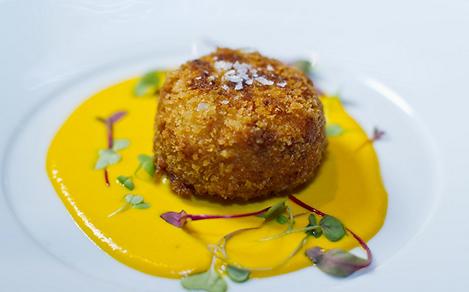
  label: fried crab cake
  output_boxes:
[154,48,326,200]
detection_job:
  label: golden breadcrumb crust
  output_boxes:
[154,48,326,200]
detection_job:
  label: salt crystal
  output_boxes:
[255,76,274,86]
[277,80,287,88]
[267,64,274,71]
[226,74,243,83]
[195,76,202,80]
[234,82,243,90]
[222,84,229,91]
[246,79,253,85]
[214,60,233,72]
[197,102,209,111]
[221,99,229,105]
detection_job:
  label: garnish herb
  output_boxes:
[116,175,135,190]
[292,60,314,76]
[319,215,346,242]
[356,126,386,152]
[181,255,227,292]
[276,214,288,224]
[95,139,130,170]
[116,154,154,191]
[95,111,128,186]
[326,124,344,137]
[257,201,286,221]
[306,247,370,278]
[108,194,150,218]
[134,71,163,97]
[226,265,250,283]
[96,111,127,149]
[306,214,322,238]
[136,154,155,177]
[288,195,372,277]
[371,127,385,141]
[161,207,270,228]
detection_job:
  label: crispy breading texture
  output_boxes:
[154,48,326,200]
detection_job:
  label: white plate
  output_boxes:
[1,1,469,291]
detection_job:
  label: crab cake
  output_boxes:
[154,48,326,200]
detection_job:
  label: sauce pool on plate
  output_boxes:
[46,75,387,278]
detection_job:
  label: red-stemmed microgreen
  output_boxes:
[96,111,127,148]
[288,195,372,277]
[95,111,129,186]
[356,127,386,152]
[107,194,150,218]
[160,207,271,228]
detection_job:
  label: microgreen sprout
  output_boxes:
[94,111,128,186]
[135,154,155,177]
[291,59,314,76]
[181,254,227,292]
[288,195,372,277]
[108,194,150,218]
[326,124,344,137]
[160,207,270,228]
[226,265,250,283]
[356,126,386,152]
[116,175,135,190]
[115,154,154,191]
[134,71,164,97]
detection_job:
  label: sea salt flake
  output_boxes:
[221,99,229,105]
[196,102,209,111]
[214,60,233,72]
[222,84,229,91]
[226,74,243,83]
[234,82,243,90]
[255,76,274,86]
[267,64,274,71]
[277,80,287,88]
[195,76,202,80]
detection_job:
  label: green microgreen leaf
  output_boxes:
[116,175,135,190]
[292,60,314,76]
[286,206,295,231]
[258,201,286,221]
[112,138,130,151]
[181,269,227,292]
[306,214,322,238]
[134,71,162,97]
[108,194,150,217]
[319,215,346,242]
[306,247,370,277]
[226,265,250,283]
[276,214,288,224]
[125,194,144,205]
[137,154,155,177]
[134,202,151,209]
[326,124,344,137]
[95,149,121,170]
